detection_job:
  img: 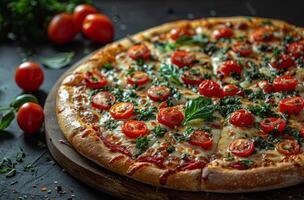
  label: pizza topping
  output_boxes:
[259,118,286,134]
[232,41,252,57]
[218,60,242,78]
[91,91,115,110]
[229,139,255,157]
[171,51,195,68]
[273,75,298,92]
[122,120,148,139]
[170,26,192,40]
[198,80,221,98]
[147,86,170,102]
[110,102,134,119]
[251,27,273,42]
[157,107,184,128]
[229,109,254,127]
[276,140,300,155]
[84,70,107,89]
[188,130,213,150]
[279,96,304,115]
[270,54,294,69]
[128,44,151,61]
[287,41,304,58]
[257,80,272,93]
[127,71,149,86]
[222,84,240,97]
[213,28,233,39]
[181,67,204,85]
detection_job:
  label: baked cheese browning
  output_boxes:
[57,17,304,192]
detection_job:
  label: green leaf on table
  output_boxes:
[40,52,75,69]
[0,110,15,130]
[10,94,38,109]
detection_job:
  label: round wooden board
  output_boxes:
[44,52,291,200]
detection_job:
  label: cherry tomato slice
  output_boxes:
[229,109,255,127]
[229,139,255,157]
[171,51,195,68]
[15,62,44,92]
[232,41,252,57]
[82,14,114,44]
[128,45,151,61]
[73,4,98,32]
[259,118,286,134]
[257,80,272,93]
[17,102,44,134]
[127,71,149,86]
[287,41,304,58]
[48,13,77,44]
[170,26,192,40]
[198,80,221,98]
[189,130,213,150]
[251,27,273,42]
[181,67,204,85]
[276,140,300,155]
[270,54,294,69]
[84,70,107,89]
[222,84,240,97]
[218,60,242,77]
[213,28,233,39]
[279,96,304,115]
[147,86,170,102]
[300,127,304,138]
[110,102,134,119]
[91,91,115,110]
[122,120,148,139]
[273,75,298,92]
[157,107,184,128]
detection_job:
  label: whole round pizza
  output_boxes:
[56,17,304,192]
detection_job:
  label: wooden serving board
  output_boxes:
[44,53,302,200]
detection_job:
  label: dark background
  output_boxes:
[1,0,304,199]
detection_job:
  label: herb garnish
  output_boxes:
[160,63,183,86]
[152,125,167,137]
[135,136,150,155]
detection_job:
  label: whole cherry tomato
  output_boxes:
[213,28,233,39]
[147,86,170,102]
[273,75,298,92]
[48,13,77,44]
[73,4,98,32]
[171,51,195,68]
[128,44,151,61]
[82,14,114,43]
[218,60,242,77]
[198,80,221,98]
[229,139,255,157]
[157,107,184,128]
[17,102,44,134]
[189,130,213,150]
[259,118,286,134]
[279,96,304,115]
[110,102,134,119]
[15,62,44,92]
[229,109,254,127]
[122,120,148,138]
[91,91,115,110]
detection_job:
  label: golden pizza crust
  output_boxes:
[56,16,304,192]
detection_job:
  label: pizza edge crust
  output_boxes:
[56,16,304,192]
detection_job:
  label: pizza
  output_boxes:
[56,17,304,192]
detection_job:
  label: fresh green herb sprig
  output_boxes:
[160,63,183,86]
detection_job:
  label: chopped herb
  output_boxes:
[261,20,273,25]
[254,136,275,150]
[104,119,119,130]
[166,146,175,154]
[16,148,25,162]
[247,103,277,118]
[160,63,183,86]
[173,133,189,142]
[23,163,35,172]
[175,35,209,46]
[103,63,113,70]
[272,47,281,58]
[5,169,16,178]
[152,125,167,137]
[136,136,150,155]
[136,58,145,66]
[239,159,254,167]
[135,106,157,121]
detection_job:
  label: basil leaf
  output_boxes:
[160,63,183,86]
[183,96,215,124]
[10,94,38,109]
[0,110,15,130]
[40,52,75,69]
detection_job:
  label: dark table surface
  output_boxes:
[1,0,304,199]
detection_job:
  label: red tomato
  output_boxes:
[259,118,286,134]
[273,75,298,92]
[73,4,98,32]
[110,102,134,119]
[157,107,184,128]
[82,14,114,43]
[257,80,272,93]
[48,13,77,44]
[229,109,255,127]
[222,84,240,97]
[15,62,44,92]
[181,67,204,85]
[279,96,304,115]
[251,27,273,42]
[270,54,294,69]
[170,26,192,40]
[232,41,252,57]
[171,51,195,68]
[218,60,242,77]
[84,70,107,89]
[147,86,170,102]
[127,45,151,61]
[127,71,149,86]
[229,139,255,157]
[91,91,115,110]
[122,120,148,138]
[17,102,44,134]
[213,28,233,39]
[287,41,304,58]
[300,127,304,138]
[198,80,221,98]
[276,140,300,155]
[189,130,213,150]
